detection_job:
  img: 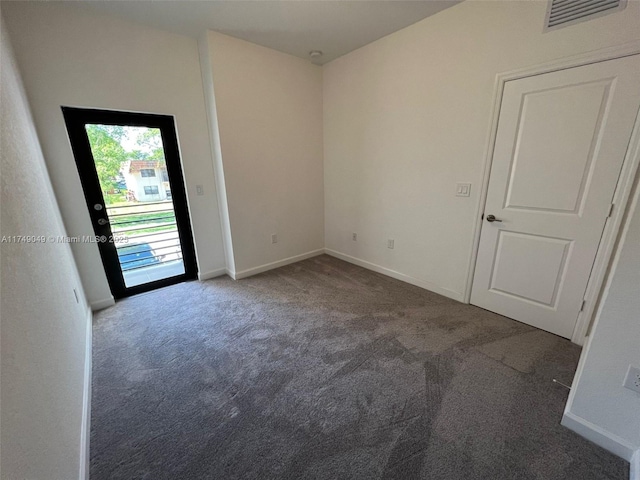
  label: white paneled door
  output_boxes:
[471,55,640,339]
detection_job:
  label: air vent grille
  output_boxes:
[545,0,626,30]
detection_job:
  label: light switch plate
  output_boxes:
[456,183,471,197]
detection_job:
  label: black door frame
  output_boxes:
[62,107,198,299]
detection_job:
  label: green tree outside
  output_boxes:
[85,125,165,205]
[85,124,128,198]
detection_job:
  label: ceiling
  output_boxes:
[69,1,462,64]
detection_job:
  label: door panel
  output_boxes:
[471,55,640,338]
[489,231,572,308]
[504,80,611,214]
[62,108,198,299]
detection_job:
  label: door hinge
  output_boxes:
[607,203,615,218]
[580,299,587,312]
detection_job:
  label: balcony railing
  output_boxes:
[106,201,184,277]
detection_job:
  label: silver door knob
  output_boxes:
[486,215,502,223]
[97,218,109,225]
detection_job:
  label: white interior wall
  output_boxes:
[203,31,324,275]
[322,0,640,301]
[1,17,90,480]
[2,2,227,307]
[563,163,640,460]
[197,32,236,274]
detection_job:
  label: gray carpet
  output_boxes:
[91,255,628,480]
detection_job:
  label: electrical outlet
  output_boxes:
[196,185,204,196]
[387,239,394,249]
[623,365,640,393]
[271,234,278,244]
[352,233,357,241]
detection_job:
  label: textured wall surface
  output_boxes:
[1,16,90,480]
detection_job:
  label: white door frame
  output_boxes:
[463,40,640,345]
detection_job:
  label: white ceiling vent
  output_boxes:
[545,0,627,31]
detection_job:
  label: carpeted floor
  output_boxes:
[91,255,628,480]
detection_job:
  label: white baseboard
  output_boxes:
[198,268,227,281]
[233,249,325,280]
[631,449,640,480]
[561,412,637,461]
[90,296,115,311]
[324,249,464,302]
[79,308,92,480]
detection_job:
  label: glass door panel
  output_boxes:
[63,108,197,298]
